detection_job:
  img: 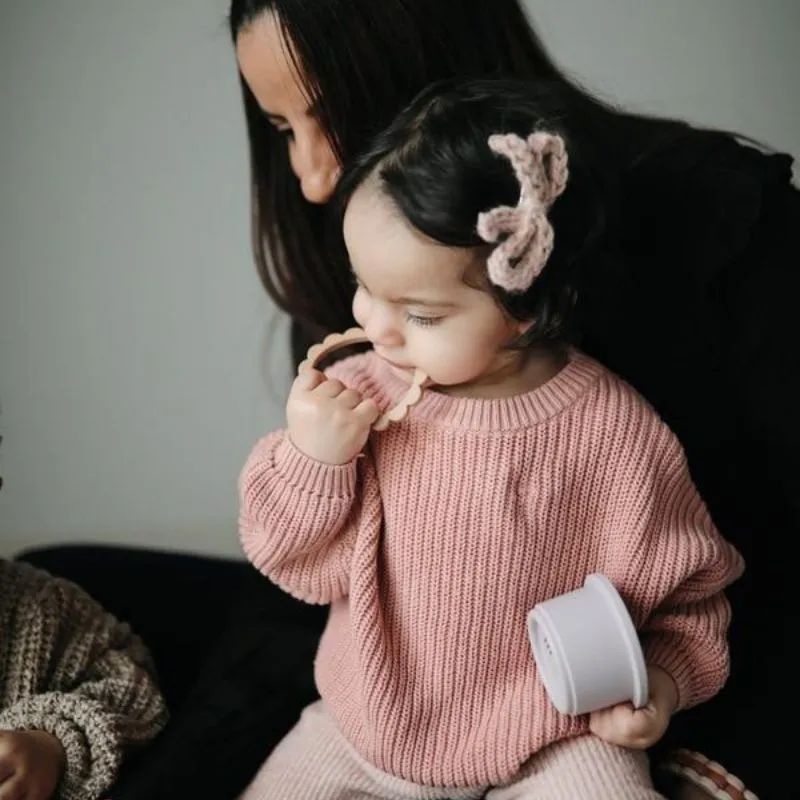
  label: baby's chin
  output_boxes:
[427,369,516,397]
[388,364,437,389]
[386,362,415,380]
[422,372,477,392]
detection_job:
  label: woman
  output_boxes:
[22,1,797,798]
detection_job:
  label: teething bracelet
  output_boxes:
[660,749,759,800]
[299,327,428,431]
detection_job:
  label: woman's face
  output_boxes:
[236,12,340,204]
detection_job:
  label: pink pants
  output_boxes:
[240,701,664,799]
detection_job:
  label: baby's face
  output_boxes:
[343,184,526,391]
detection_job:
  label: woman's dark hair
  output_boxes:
[228,0,753,348]
[336,78,618,347]
[228,0,570,340]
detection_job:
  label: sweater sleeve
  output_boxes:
[239,431,378,604]
[239,354,387,605]
[601,423,745,711]
[0,567,168,800]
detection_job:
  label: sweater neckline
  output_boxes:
[367,350,604,431]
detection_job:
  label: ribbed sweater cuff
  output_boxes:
[644,640,695,710]
[275,437,358,499]
[0,692,119,800]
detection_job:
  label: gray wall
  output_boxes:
[526,0,799,159]
[1,1,798,558]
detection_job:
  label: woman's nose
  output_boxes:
[288,124,340,204]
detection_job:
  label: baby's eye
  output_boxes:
[405,312,443,327]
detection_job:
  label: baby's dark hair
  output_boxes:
[336,77,619,346]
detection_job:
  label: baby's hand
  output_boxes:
[0,730,65,800]
[589,666,678,749]
[287,368,380,465]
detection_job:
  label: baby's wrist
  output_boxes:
[647,664,679,714]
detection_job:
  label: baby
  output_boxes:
[238,78,744,799]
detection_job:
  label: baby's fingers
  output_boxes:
[292,368,326,394]
[336,389,365,410]
[355,397,380,424]
[588,705,621,741]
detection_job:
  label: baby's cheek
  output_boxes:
[425,343,485,385]
[352,290,369,328]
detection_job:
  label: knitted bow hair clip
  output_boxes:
[476,131,569,293]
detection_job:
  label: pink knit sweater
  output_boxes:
[239,351,744,788]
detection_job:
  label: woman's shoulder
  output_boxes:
[624,130,795,262]
[623,130,793,255]
[580,129,798,381]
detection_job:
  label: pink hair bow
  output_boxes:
[476,132,569,292]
